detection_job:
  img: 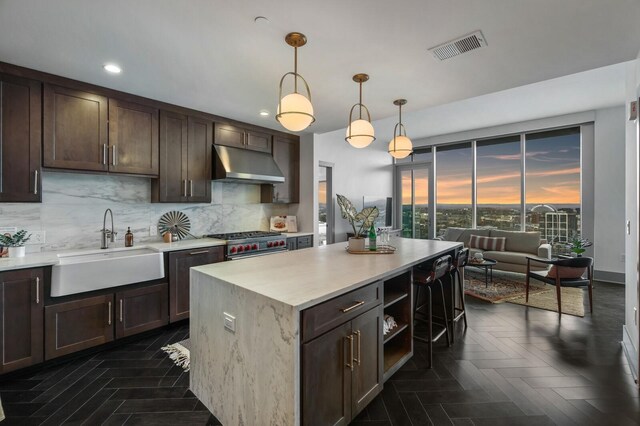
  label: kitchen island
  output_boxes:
[190,237,461,425]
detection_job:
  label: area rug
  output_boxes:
[464,269,547,303]
[507,287,585,317]
[161,339,191,372]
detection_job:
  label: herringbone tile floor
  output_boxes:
[1,281,637,425]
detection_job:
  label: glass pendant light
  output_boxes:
[276,32,315,132]
[345,73,375,148]
[388,99,413,159]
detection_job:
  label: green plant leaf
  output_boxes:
[0,229,31,247]
[337,194,359,235]
[355,207,379,234]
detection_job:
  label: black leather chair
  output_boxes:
[448,248,469,340]
[413,255,452,368]
[525,256,594,317]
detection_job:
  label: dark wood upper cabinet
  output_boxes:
[215,123,272,153]
[108,99,159,176]
[186,116,212,202]
[43,84,108,172]
[214,124,245,149]
[246,129,272,153]
[0,74,41,202]
[262,136,299,203]
[115,283,168,339]
[152,112,211,203]
[0,268,44,374]
[168,246,224,322]
[45,294,114,360]
[153,111,188,202]
[44,85,158,176]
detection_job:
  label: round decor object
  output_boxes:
[158,211,191,240]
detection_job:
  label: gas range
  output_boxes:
[205,231,288,259]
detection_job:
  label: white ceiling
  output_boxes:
[0,0,638,134]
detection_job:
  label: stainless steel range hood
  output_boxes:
[212,145,285,184]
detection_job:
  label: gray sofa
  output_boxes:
[437,228,551,273]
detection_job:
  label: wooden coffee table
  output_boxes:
[466,258,498,288]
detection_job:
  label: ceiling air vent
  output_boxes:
[429,31,487,61]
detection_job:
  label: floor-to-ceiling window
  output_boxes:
[396,150,433,239]
[318,162,334,245]
[435,143,472,235]
[394,125,586,243]
[525,127,581,242]
[476,135,522,230]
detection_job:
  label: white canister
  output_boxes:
[8,246,26,258]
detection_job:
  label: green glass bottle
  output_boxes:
[369,224,377,251]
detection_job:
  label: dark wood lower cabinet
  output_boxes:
[45,294,114,360]
[168,246,225,322]
[0,268,44,373]
[302,304,383,425]
[115,283,168,338]
[302,322,352,426]
[351,306,384,415]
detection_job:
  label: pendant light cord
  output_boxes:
[359,82,363,120]
[294,47,298,93]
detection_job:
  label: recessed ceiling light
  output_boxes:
[103,64,122,74]
[259,110,270,117]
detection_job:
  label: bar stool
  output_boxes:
[413,255,452,368]
[448,248,469,343]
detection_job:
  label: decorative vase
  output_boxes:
[348,237,365,252]
[8,246,26,258]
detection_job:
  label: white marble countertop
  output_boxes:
[192,237,461,310]
[0,238,227,272]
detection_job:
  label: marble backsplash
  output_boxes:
[0,171,290,252]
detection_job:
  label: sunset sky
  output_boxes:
[402,131,581,206]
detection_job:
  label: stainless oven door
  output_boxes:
[227,249,287,260]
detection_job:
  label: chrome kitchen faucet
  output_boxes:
[101,208,117,249]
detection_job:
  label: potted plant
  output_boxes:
[567,237,592,257]
[0,230,31,258]
[337,194,379,251]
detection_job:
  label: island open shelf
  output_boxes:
[382,270,413,381]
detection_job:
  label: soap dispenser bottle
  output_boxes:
[125,227,134,247]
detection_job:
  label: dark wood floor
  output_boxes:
[1,281,637,425]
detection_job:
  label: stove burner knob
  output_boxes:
[279,240,286,246]
[267,241,273,248]
[244,244,251,251]
[230,246,237,254]
[252,244,258,250]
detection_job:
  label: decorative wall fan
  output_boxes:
[158,211,192,240]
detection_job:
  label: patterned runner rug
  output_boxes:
[161,339,191,372]
[464,269,546,303]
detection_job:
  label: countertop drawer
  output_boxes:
[302,280,382,342]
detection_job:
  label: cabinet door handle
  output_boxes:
[340,300,365,313]
[103,144,108,165]
[354,330,361,365]
[183,180,187,197]
[107,301,112,325]
[112,145,117,166]
[345,334,354,371]
[119,299,123,322]
[189,250,209,256]
[189,180,193,197]
[33,170,39,195]
[35,277,40,304]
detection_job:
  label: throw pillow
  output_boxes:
[468,235,506,251]
[547,266,587,279]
